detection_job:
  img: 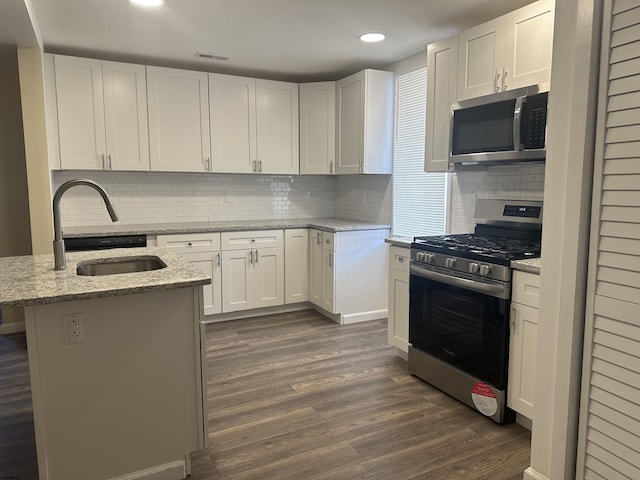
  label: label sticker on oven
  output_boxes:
[471,382,498,417]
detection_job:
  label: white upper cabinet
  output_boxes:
[209,74,256,174]
[425,36,458,173]
[147,66,210,172]
[256,80,299,175]
[336,69,393,174]
[52,55,149,171]
[457,0,554,100]
[209,75,299,174]
[299,82,336,175]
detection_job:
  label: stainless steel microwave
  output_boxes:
[449,84,549,166]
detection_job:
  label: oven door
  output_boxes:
[409,264,510,390]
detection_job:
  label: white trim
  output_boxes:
[523,467,550,480]
[0,321,26,334]
[203,302,310,323]
[108,460,186,480]
[340,309,388,324]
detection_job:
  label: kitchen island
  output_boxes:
[0,248,210,480]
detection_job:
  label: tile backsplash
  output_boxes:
[53,164,542,232]
[52,171,335,227]
[448,164,546,233]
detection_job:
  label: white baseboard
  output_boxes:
[516,413,533,431]
[109,460,186,480]
[203,303,311,323]
[395,347,408,361]
[523,467,550,480]
[0,322,26,334]
[341,309,388,324]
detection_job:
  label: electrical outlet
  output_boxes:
[63,313,85,344]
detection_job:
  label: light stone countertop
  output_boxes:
[385,236,412,249]
[63,218,391,238]
[0,247,210,308]
[511,257,541,275]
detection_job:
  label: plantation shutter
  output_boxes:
[577,1,640,478]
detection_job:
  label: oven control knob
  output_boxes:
[445,258,456,268]
[469,262,480,274]
[416,252,424,262]
[479,264,492,276]
[425,253,435,264]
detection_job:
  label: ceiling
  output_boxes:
[21,0,537,82]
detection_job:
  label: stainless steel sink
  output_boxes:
[76,256,167,276]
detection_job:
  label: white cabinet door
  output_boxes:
[221,249,253,313]
[182,251,222,315]
[457,17,505,100]
[336,71,364,174]
[425,36,458,172]
[321,248,335,313]
[387,247,410,352]
[253,247,285,308]
[336,69,393,174]
[147,66,210,172]
[284,229,309,304]
[503,0,554,90]
[309,229,323,306]
[209,74,256,174]
[255,80,299,174]
[156,233,222,316]
[54,55,106,170]
[508,301,539,419]
[299,82,336,175]
[102,61,150,171]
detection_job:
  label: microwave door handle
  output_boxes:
[513,96,525,151]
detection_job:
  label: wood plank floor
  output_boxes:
[0,310,531,480]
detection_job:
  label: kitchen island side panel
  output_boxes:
[25,287,203,480]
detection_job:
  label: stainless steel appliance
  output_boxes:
[449,84,548,166]
[408,198,542,423]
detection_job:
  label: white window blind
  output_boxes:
[392,66,448,238]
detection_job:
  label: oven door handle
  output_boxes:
[410,264,509,299]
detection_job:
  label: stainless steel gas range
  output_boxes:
[408,198,542,423]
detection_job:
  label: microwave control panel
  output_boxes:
[524,92,548,149]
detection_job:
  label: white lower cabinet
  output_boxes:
[310,229,389,323]
[284,229,309,304]
[157,233,222,315]
[221,230,284,313]
[508,270,540,420]
[387,246,410,353]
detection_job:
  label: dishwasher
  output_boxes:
[64,234,147,251]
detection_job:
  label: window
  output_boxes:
[392,66,448,238]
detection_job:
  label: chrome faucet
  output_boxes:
[52,179,119,270]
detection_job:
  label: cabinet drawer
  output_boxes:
[512,271,541,308]
[322,231,335,251]
[389,246,410,273]
[221,230,284,250]
[157,232,220,253]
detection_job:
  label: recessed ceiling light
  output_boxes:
[360,33,386,43]
[130,0,163,6]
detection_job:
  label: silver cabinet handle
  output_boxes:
[316,232,321,245]
[502,70,508,91]
[397,256,405,264]
[329,252,334,267]
[217,252,221,266]
[205,157,211,172]
[108,154,112,170]
[495,71,501,92]
[252,160,256,172]
[102,153,106,169]
[330,161,333,174]
[255,249,259,263]
[258,160,262,172]
[510,306,517,333]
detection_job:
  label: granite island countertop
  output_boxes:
[63,218,391,238]
[0,247,210,308]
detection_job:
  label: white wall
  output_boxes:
[333,175,392,224]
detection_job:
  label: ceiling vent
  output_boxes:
[195,51,230,61]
